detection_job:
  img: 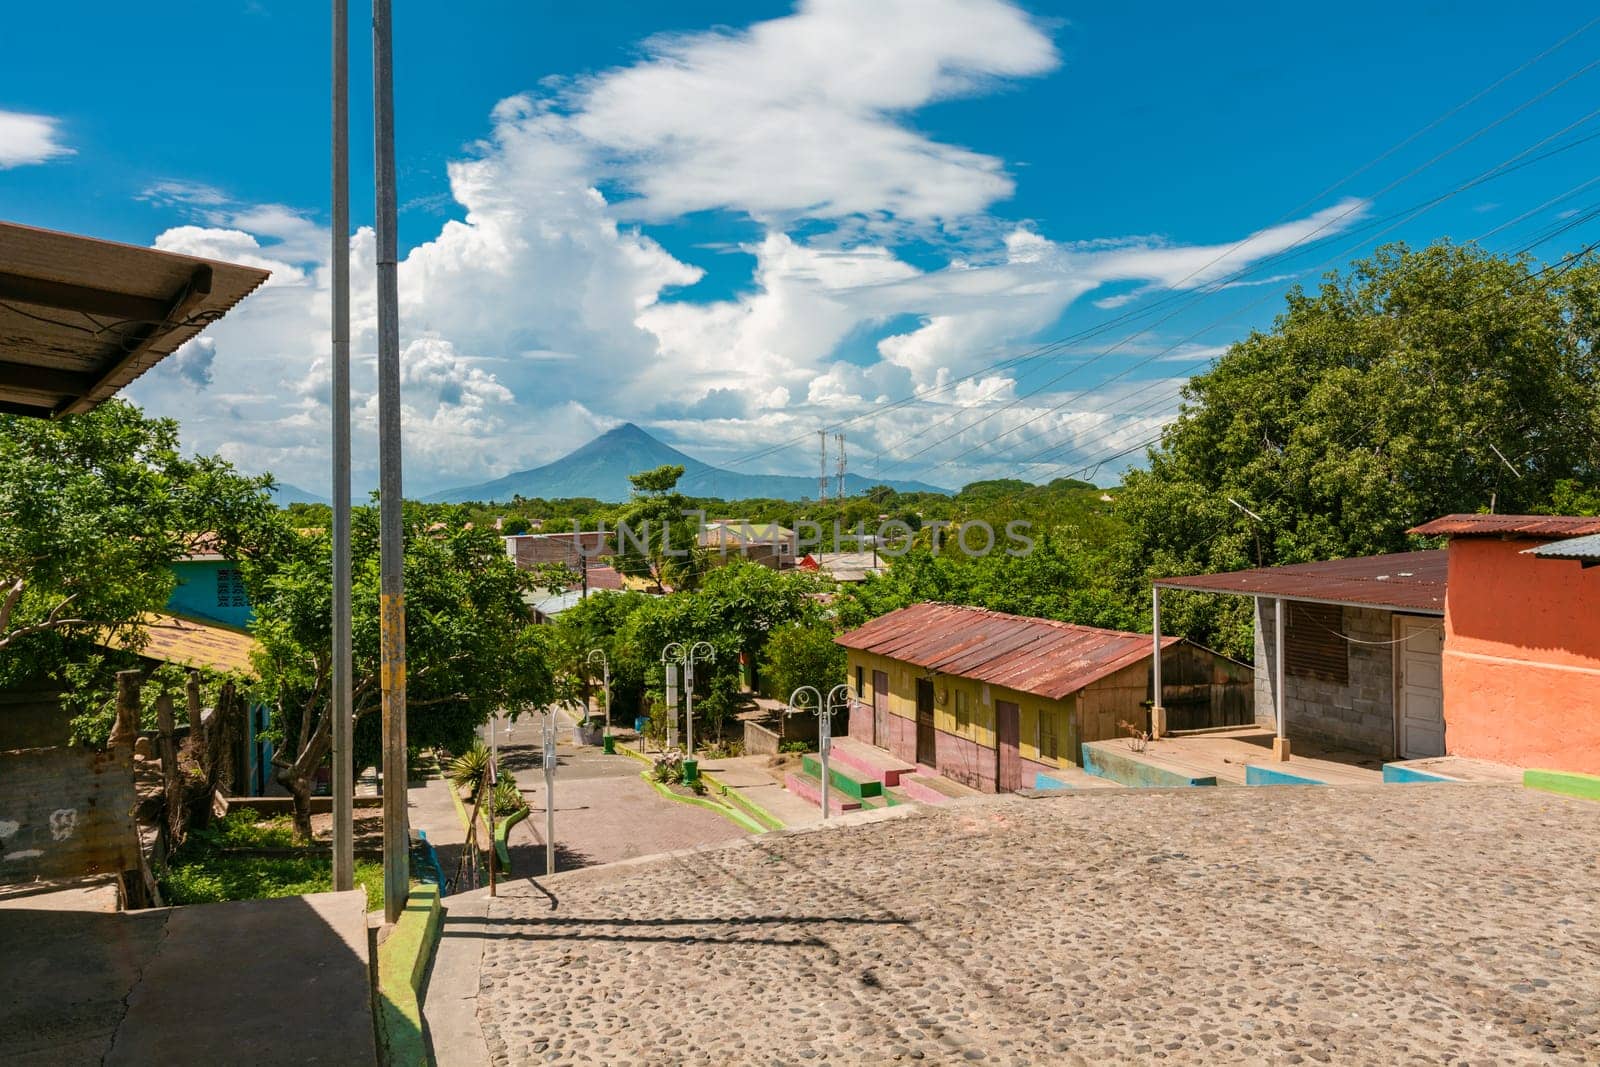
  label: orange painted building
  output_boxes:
[1410,515,1600,774]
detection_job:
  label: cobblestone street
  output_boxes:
[471,784,1600,1065]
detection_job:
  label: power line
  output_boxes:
[718,14,1600,474]
[885,98,1600,479]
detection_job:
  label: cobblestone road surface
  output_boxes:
[475,784,1599,1065]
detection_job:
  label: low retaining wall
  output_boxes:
[1382,763,1459,784]
[376,885,441,1067]
[1081,742,1217,788]
[1524,768,1600,802]
[1246,764,1326,787]
[225,795,383,815]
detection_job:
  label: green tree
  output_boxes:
[613,464,705,592]
[0,401,281,679]
[1117,241,1600,654]
[247,508,555,840]
[761,622,846,702]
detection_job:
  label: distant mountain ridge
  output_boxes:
[426,423,950,503]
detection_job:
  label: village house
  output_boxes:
[504,530,627,591]
[1153,551,1448,762]
[1408,514,1600,773]
[834,602,1251,792]
[699,520,797,569]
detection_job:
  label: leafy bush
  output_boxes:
[779,740,809,755]
[492,777,526,817]
[651,750,684,783]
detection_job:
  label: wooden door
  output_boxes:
[873,670,890,749]
[996,700,1021,792]
[915,678,936,766]
[1396,617,1445,758]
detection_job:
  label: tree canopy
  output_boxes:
[0,401,280,678]
[1116,241,1600,653]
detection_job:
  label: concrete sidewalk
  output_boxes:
[698,753,822,828]
[1,890,375,1066]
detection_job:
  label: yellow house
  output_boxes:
[836,603,1252,792]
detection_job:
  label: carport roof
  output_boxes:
[1153,550,1448,615]
[0,221,269,418]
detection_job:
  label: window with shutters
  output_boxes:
[216,568,248,610]
[954,688,970,734]
[1284,602,1348,684]
[1038,708,1058,762]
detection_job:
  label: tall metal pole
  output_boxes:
[373,0,408,925]
[824,685,849,821]
[542,710,556,878]
[329,0,354,897]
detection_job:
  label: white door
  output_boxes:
[1396,617,1445,758]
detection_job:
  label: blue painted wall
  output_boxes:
[1245,764,1326,787]
[167,559,253,628]
[1382,763,1458,784]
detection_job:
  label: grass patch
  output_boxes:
[161,812,387,912]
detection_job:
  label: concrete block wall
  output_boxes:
[1256,600,1396,758]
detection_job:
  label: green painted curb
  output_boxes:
[1525,768,1600,803]
[700,772,785,832]
[376,884,441,1067]
[494,805,528,870]
[637,771,765,834]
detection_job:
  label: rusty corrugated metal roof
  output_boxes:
[834,602,1177,701]
[1408,514,1600,538]
[1154,550,1447,614]
[0,221,270,418]
[103,613,258,675]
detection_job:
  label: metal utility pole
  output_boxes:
[542,710,557,878]
[818,429,829,504]
[373,0,408,925]
[835,432,846,500]
[329,0,354,894]
[823,684,850,818]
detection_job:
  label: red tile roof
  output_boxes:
[1408,514,1600,538]
[835,602,1177,701]
[1154,550,1447,614]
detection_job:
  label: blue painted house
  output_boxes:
[164,538,273,794]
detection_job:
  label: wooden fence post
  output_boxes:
[110,670,142,749]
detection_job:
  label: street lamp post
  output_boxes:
[660,641,715,783]
[786,686,825,817]
[587,649,612,754]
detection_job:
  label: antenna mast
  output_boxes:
[835,432,846,500]
[818,429,829,503]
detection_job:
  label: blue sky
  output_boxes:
[4,1,1598,496]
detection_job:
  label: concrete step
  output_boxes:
[784,771,861,815]
[801,754,882,800]
[829,737,916,787]
[899,773,977,805]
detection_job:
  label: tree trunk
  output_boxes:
[275,763,316,843]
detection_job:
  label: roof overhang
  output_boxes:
[0,221,270,418]
[1153,550,1448,616]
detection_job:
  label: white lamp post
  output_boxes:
[587,648,612,753]
[661,641,715,783]
[786,685,826,818]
